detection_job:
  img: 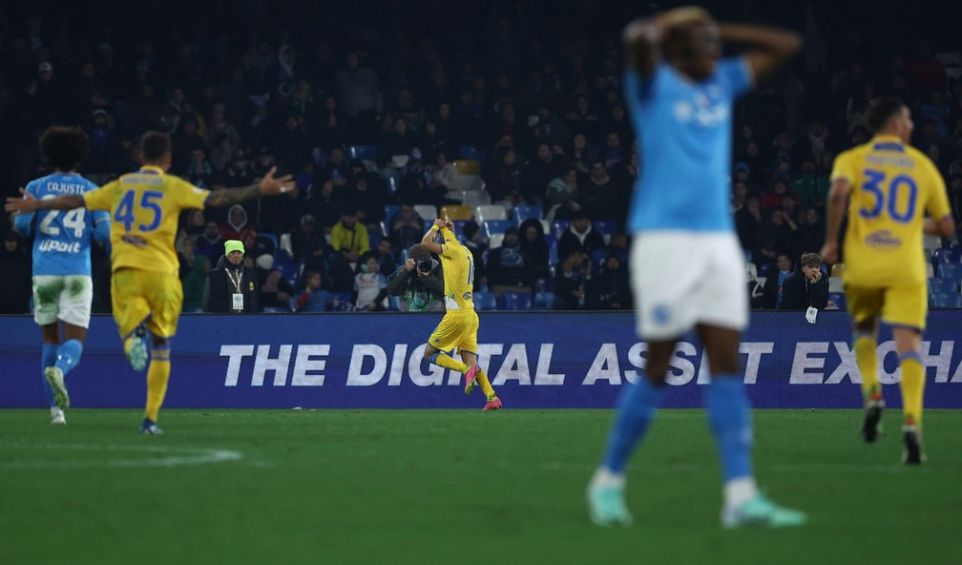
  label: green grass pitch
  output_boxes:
[1,409,959,564]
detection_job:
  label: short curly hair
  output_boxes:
[39,126,89,171]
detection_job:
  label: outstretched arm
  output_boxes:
[719,23,802,82]
[206,166,294,208]
[5,188,84,213]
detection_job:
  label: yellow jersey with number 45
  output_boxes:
[831,135,951,287]
[83,166,209,275]
[438,227,475,310]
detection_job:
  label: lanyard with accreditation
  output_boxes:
[227,269,245,312]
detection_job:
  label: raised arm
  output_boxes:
[623,7,712,77]
[420,219,446,255]
[719,23,802,82]
[206,166,294,207]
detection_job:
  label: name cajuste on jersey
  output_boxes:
[38,239,82,253]
[42,182,89,194]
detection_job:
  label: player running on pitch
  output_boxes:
[6,131,294,434]
[419,219,501,410]
[12,126,110,424]
[821,97,955,464]
[587,7,805,528]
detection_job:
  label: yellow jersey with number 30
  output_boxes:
[831,135,951,287]
[438,227,475,310]
[83,166,209,275]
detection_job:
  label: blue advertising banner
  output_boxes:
[1,311,961,409]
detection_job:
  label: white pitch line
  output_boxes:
[0,443,243,469]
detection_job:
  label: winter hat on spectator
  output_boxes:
[255,254,274,270]
[224,240,245,255]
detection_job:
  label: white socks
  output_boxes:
[590,467,626,489]
[724,477,758,508]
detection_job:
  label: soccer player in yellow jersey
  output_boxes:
[419,219,501,410]
[822,97,955,464]
[6,131,294,434]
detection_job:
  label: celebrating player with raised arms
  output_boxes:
[12,127,110,424]
[586,7,805,528]
[7,131,295,434]
[821,97,955,464]
[419,219,501,410]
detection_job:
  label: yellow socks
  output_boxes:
[854,333,880,402]
[145,349,171,422]
[476,370,496,399]
[899,352,924,428]
[432,352,468,373]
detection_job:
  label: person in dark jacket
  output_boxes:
[0,231,32,314]
[558,213,606,261]
[206,240,259,313]
[779,252,828,311]
[372,244,444,311]
[587,254,632,310]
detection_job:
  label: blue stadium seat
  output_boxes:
[594,219,616,237]
[262,307,289,314]
[512,205,544,224]
[929,292,962,309]
[452,220,467,238]
[533,292,556,310]
[483,219,513,237]
[928,277,957,295]
[384,204,400,224]
[474,291,497,311]
[547,235,559,266]
[552,220,570,239]
[828,292,846,310]
[274,250,298,288]
[368,230,381,250]
[498,291,532,310]
[331,292,355,312]
[388,296,403,311]
[348,145,377,163]
[937,263,962,285]
[256,233,278,252]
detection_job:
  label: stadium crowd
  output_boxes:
[1,0,961,313]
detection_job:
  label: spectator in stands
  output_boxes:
[195,221,225,263]
[206,240,259,313]
[519,218,549,283]
[290,214,324,263]
[380,117,415,165]
[487,227,532,296]
[756,210,796,263]
[736,196,763,258]
[587,254,631,310]
[545,168,581,221]
[779,253,829,311]
[761,175,795,210]
[580,160,618,220]
[305,179,342,229]
[0,232,31,314]
[355,255,388,310]
[746,262,765,309]
[554,250,590,310]
[484,147,522,203]
[187,148,213,186]
[295,271,332,312]
[559,213,605,261]
[762,254,794,309]
[178,237,208,313]
[398,153,446,206]
[796,208,825,254]
[222,204,256,241]
[256,254,294,310]
[330,209,370,263]
[335,51,383,119]
[373,238,398,277]
[348,174,387,228]
[86,109,118,173]
[521,143,562,204]
[390,204,425,250]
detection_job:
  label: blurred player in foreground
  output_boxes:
[6,131,294,434]
[419,219,501,410]
[587,7,805,528]
[12,127,110,424]
[821,97,955,464]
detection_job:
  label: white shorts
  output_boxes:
[33,275,94,328]
[630,232,747,340]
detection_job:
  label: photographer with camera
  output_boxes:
[371,244,444,311]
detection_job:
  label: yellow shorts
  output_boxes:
[845,283,927,331]
[428,309,479,354]
[111,268,183,339]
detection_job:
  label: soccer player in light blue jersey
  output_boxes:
[587,7,806,528]
[12,127,110,424]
